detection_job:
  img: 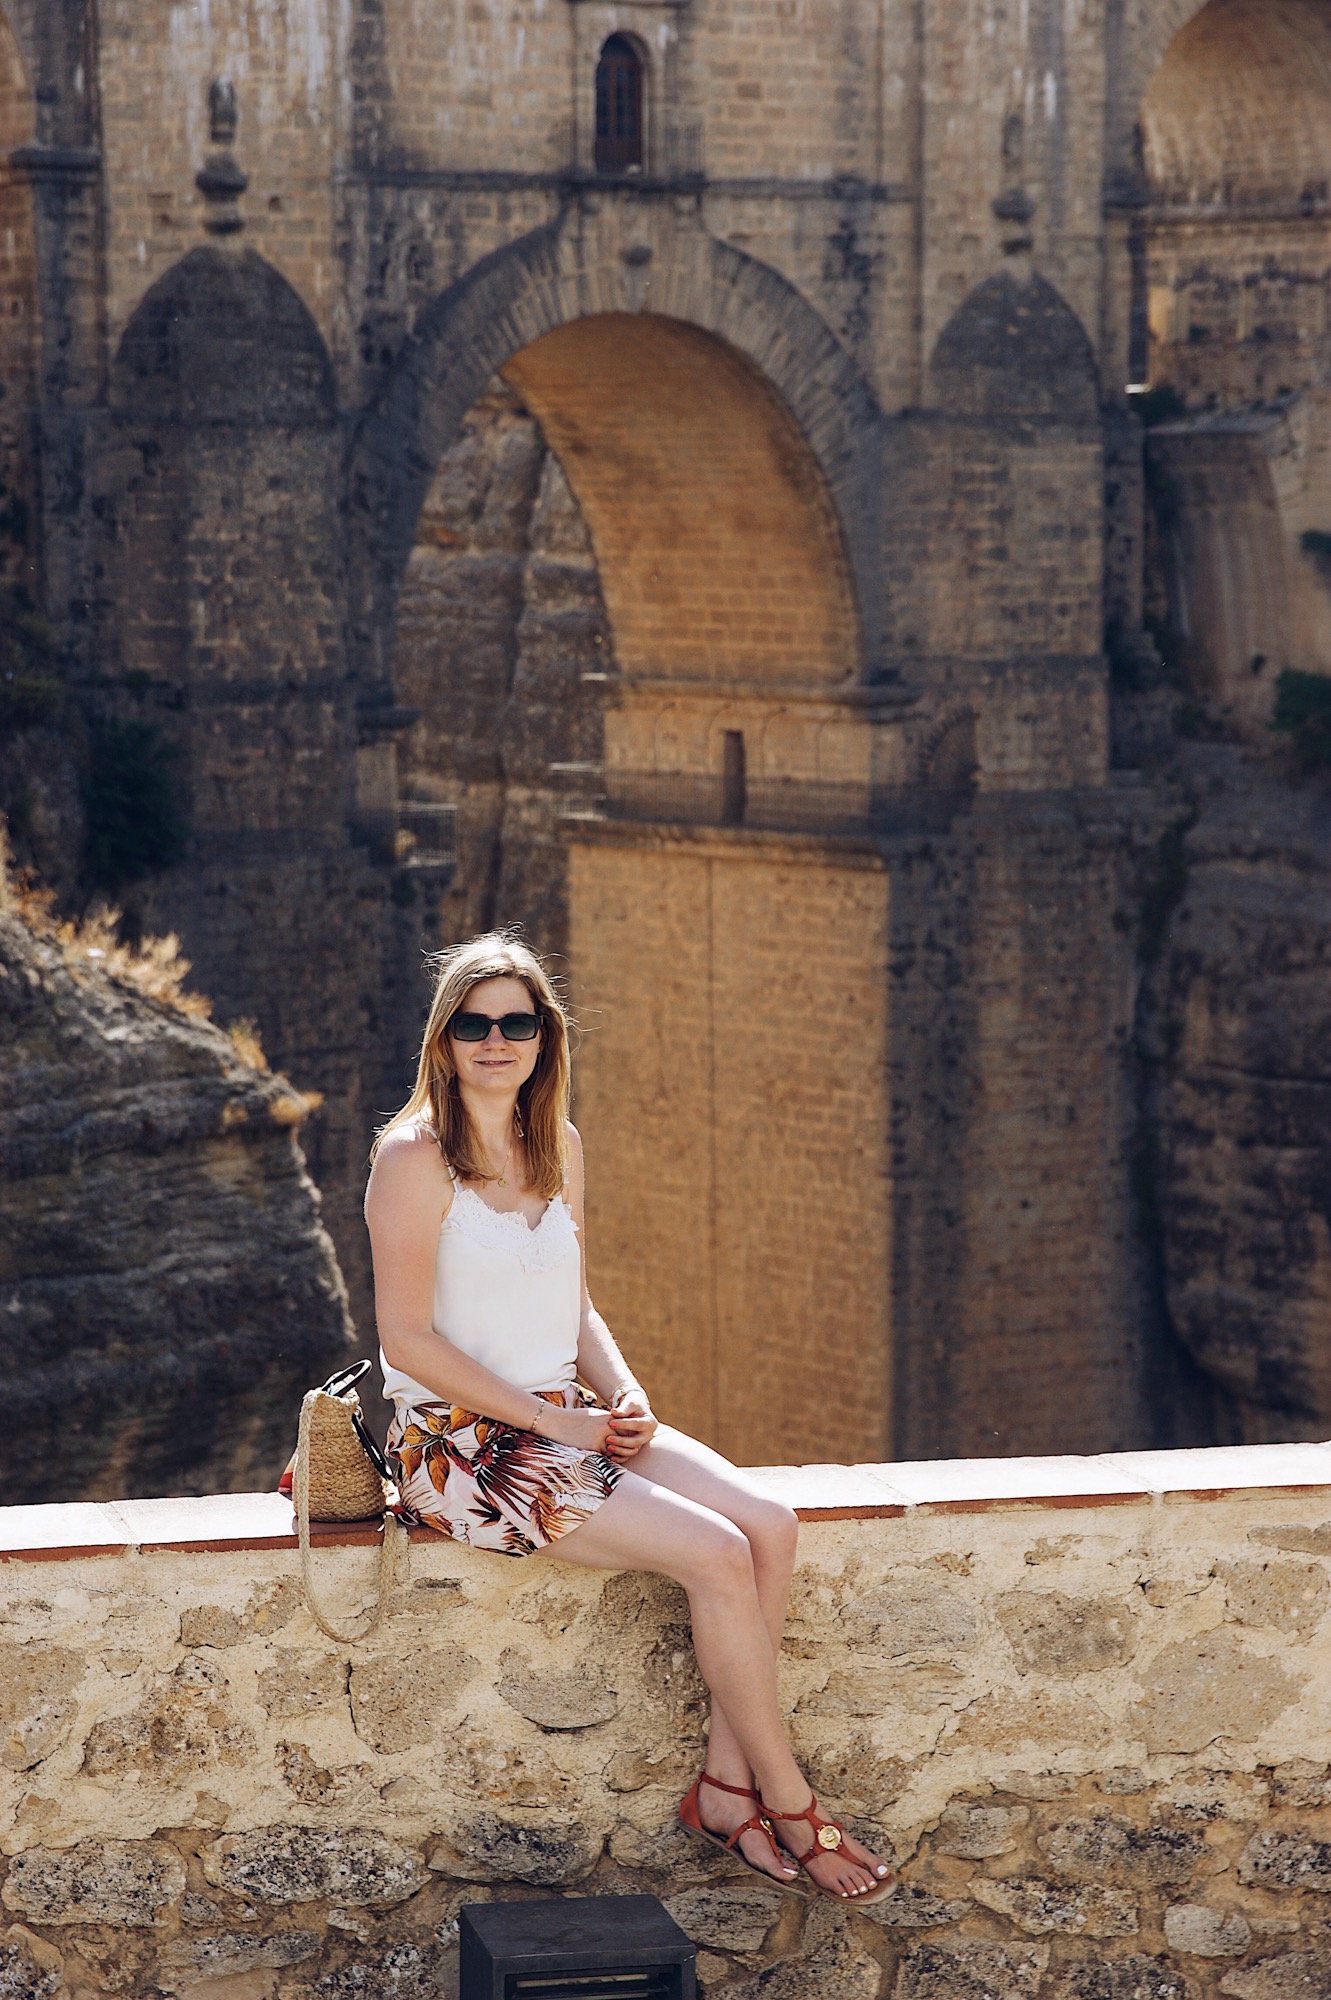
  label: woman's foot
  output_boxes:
[694,1773,801,1886]
[760,1792,895,1901]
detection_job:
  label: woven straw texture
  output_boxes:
[301,1388,387,1522]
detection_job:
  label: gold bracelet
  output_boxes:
[529,1398,547,1432]
[610,1386,640,1411]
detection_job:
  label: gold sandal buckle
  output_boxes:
[817,1824,843,1850]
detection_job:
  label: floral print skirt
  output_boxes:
[386,1385,623,1557]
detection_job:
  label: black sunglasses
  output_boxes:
[448,1010,540,1043]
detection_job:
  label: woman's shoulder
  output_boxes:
[366,1119,453,1215]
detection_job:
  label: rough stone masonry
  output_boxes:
[1,0,1330,1473]
[6,1457,1331,1999]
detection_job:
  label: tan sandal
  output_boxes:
[760,1792,897,1904]
[678,1772,803,1891]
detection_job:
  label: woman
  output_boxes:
[365,933,895,1903]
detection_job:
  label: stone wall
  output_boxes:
[5,1445,1331,2000]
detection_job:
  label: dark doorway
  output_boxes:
[595,36,644,175]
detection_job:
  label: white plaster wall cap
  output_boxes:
[1100,1443,1331,1498]
[864,1455,1153,1508]
[5,1441,1331,1560]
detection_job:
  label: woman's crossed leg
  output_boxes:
[541,1425,892,1899]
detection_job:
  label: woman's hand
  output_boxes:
[605,1388,657,1460]
[541,1403,614,1454]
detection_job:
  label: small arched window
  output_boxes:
[595,35,644,175]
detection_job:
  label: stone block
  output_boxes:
[996,1591,1139,1676]
[82,1654,256,1780]
[1156,1770,1269,1823]
[1164,1904,1252,1958]
[1268,1762,1331,1810]
[843,1576,979,1656]
[662,1883,785,1954]
[1050,1956,1189,2000]
[1217,1561,1331,1640]
[180,1583,301,1650]
[0,1928,63,2000]
[1238,1830,1331,1894]
[972,1876,1139,1938]
[303,1943,453,2000]
[948,1686,1114,1754]
[894,1936,1048,2000]
[156,1930,322,1988]
[728,1902,881,2000]
[496,1650,618,1731]
[201,1830,429,1909]
[274,1742,370,1805]
[348,1649,478,1754]
[454,1731,574,1809]
[799,1662,966,1717]
[797,1734,912,1818]
[427,1817,601,1887]
[2,1841,186,1927]
[1220,1950,1331,2000]
[935,1800,1030,1857]
[0,1649,83,1774]
[602,1746,696,1795]
[1134,1629,1301,1754]
[1039,1814,1205,1889]
[256,1653,348,1720]
[858,1884,967,1929]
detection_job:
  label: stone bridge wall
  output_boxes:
[4,1444,1331,2000]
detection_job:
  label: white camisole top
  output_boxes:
[379,1174,583,1413]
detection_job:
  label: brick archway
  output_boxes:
[348,209,882,688]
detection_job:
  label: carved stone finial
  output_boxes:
[993,185,1035,256]
[208,77,238,146]
[197,77,247,236]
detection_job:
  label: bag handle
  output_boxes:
[294,1386,406,1645]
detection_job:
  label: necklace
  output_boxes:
[492,1129,515,1187]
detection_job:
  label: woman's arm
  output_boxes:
[365,1127,609,1450]
[565,1124,657,1459]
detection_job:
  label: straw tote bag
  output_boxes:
[288,1360,407,1643]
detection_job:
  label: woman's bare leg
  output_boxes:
[542,1462,888,1898]
[619,1427,892,1892]
[625,1431,797,1777]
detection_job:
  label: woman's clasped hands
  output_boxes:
[605,1387,657,1460]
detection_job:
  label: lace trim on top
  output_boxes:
[444,1182,578,1273]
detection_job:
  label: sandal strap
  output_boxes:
[761,1793,846,1855]
[699,1770,761,1801]
[722,1811,780,1855]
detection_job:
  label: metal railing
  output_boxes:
[559,769,968,838]
[352,802,457,870]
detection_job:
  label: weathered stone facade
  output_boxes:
[1,0,1329,1464]
[5,1446,1331,1998]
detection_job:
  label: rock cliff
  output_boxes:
[1137,744,1331,1442]
[0,871,356,1503]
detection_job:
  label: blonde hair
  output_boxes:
[374,933,571,1199]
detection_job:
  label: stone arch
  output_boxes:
[1142,0,1331,208]
[112,245,335,426]
[349,210,882,684]
[0,2,37,585]
[929,271,1099,423]
[1130,0,1331,407]
[1105,0,1220,192]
